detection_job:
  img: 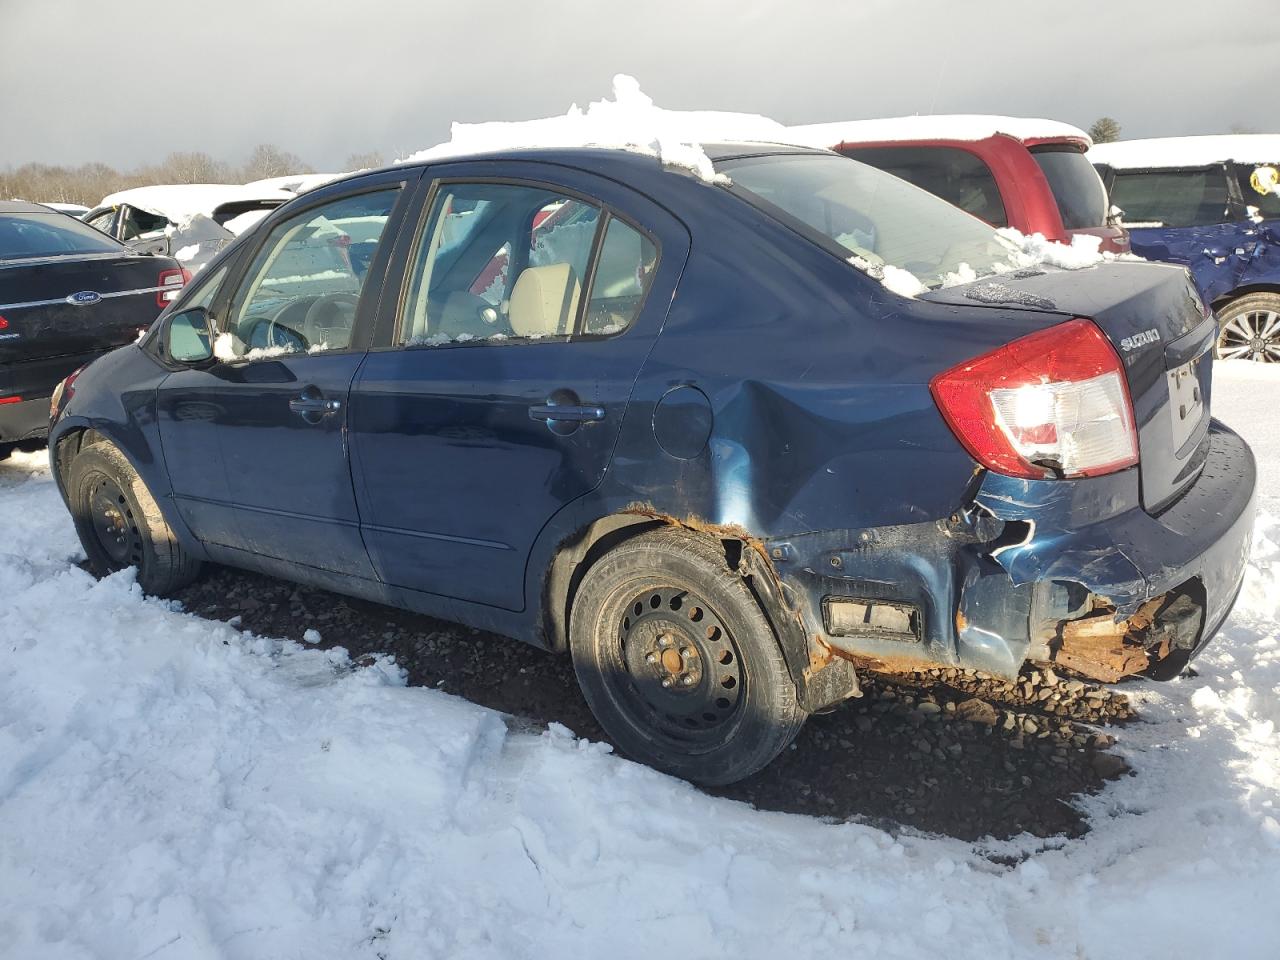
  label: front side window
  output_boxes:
[721,152,1014,289]
[86,210,117,235]
[842,145,1008,227]
[121,207,169,240]
[1030,145,1108,230]
[1109,168,1232,227]
[0,210,124,260]
[402,183,605,345]
[217,188,398,360]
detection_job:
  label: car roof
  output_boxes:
[1089,135,1280,170]
[96,184,296,222]
[1,199,71,214]
[787,114,1092,150]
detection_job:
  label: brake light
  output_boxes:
[0,315,8,330]
[929,318,1138,480]
[157,268,191,308]
[0,396,20,405]
[50,364,86,418]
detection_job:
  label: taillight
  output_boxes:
[929,318,1138,480]
[50,364,86,419]
[0,315,8,330]
[157,268,191,308]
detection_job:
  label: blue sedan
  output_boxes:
[48,144,1256,784]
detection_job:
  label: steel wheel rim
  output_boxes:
[1219,309,1280,362]
[610,585,745,747]
[88,475,142,568]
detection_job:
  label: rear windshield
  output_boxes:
[1030,145,1108,230]
[1237,162,1280,221]
[1108,167,1232,227]
[840,145,1008,227]
[0,210,124,260]
[718,152,1015,289]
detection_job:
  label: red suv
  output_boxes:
[789,115,1129,254]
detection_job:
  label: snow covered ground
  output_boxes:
[0,363,1276,959]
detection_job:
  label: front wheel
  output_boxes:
[67,441,202,595]
[569,528,806,785]
[1216,292,1280,362]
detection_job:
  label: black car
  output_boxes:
[0,201,187,457]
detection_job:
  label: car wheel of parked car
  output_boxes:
[569,528,806,785]
[1215,292,1280,362]
[67,441,202,595]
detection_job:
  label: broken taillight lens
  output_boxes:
[157,268,191,308]
[929,318,1138,480]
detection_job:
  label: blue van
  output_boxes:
[1091,135,1280,362]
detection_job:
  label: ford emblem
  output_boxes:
[67,290,102,305]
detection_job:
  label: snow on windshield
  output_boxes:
[401,74,790,183]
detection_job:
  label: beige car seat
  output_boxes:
[508,263,581,338]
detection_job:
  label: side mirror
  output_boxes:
[166,307,214,364]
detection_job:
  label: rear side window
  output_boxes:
[1109,168,1232,227]
[400,182,657,346]
[841,145,1008,227]
[1030,146,1108,230]
[0,211,123,260]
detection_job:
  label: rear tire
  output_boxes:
[67,441,202,595]
[568,528,806,785]
[1215,292,1280,362]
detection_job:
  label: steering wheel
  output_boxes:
[302,292,361,351]
[238,315,308,354]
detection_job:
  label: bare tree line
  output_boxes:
[1,145,388,206]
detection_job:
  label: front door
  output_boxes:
[350,165,689,610]
[156,179,410,577]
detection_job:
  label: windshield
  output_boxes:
[0,210,124,260]
[1031,146,1108,230]
[718,152,1015,289]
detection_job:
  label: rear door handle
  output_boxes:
[528,404,605,422]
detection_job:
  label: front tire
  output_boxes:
[569,528,806,785]
[1216,292,1280,362]
[67,441,202,595]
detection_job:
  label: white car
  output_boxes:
[83,184,295,271]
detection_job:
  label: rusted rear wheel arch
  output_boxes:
[546,512,859,713]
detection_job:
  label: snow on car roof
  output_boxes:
[401,74,791,182]
[98,183,295,224]
[244,174,343,195]
[1088,135,1280,169]
[786,114,1092,149]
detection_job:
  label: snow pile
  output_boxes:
[1089,134,1280,170]
[1,369,1279,958]
[402,74,789,183]
[789,114,1091,149]
[874,230,1134,299]
[98,184,294,225]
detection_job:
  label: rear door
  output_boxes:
[155,173,413,574]
[349,162,690,610]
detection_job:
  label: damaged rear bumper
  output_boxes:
[766,420,1256,682]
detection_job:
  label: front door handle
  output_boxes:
[289,386,341,423]
[527,403,605,423]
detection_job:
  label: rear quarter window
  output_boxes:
[1109,167,1232,227]
[1030,145,1108,230]
[0,211,124,260]
[840,145,1008,227]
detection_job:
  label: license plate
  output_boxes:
[1167,357,1205,451]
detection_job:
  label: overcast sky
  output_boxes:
[3,0,1278,172]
